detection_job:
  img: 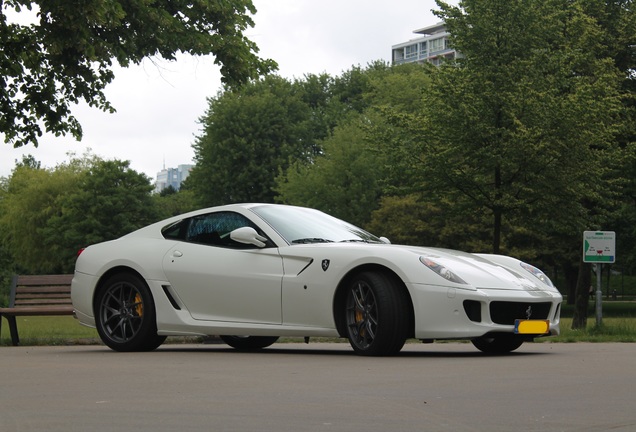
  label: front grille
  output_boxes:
[490,301,552,325]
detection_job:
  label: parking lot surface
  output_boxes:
[1,342,634,432]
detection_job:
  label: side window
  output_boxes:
[183,211,263,248]
[162,220,187,240]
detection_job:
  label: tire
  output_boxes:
[95,273,166,352]
[344,271,409,356]
[471,334,524,354]
[220,335,279,351]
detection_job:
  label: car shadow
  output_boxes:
[64,341,553,357]
[150,343,552,358]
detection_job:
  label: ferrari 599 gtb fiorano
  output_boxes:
[71,204,562,356]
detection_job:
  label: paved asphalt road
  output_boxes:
[1,342,634,432]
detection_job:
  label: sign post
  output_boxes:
[583,231,616,326]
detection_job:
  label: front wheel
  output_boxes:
[344,271,409,356]
[471,334,524,354]
[220,335,279,351]
[95,273,166,352]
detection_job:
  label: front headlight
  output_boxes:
[520,262,554,287]
[419,256,468,284]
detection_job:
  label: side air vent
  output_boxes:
[463,300,482,322]
[162,285,181,310]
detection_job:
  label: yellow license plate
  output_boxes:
[514,319,550,335]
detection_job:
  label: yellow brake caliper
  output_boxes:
[134,293,144,317]
[356,308,365,336]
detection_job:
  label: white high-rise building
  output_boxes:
[391,22,458,66]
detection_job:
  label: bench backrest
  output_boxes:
[9,274,74,309]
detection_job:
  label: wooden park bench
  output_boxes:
[0,274,74,346]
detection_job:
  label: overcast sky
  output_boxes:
[0,0,446,180]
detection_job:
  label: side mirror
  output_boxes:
[379,236,391,244]
[230,227,268,248]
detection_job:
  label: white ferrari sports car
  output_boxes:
[71,203,562,356]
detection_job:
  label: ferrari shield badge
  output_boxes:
[321,259,330,271]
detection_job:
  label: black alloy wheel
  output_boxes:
[344,271,409,356]
[95,273,166,352]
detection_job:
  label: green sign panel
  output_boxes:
[583,231,616,263]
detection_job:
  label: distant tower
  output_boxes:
[154,163,194,193]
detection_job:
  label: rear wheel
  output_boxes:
[95,273,166,352]
[220,335,279,351]
[471,334,524,354]
[344,271,409,356]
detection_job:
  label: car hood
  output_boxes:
[399,245,554,292]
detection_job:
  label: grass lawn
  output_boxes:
[544,318,636,343]
[0,316,100,346]
[561,301,636,318]
[2,302,635,346]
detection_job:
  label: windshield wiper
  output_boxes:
[291,238,334,244]
[339,239,372,243]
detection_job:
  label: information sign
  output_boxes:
[583,231,615,264]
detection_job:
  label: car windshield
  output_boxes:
[250,205,383,245]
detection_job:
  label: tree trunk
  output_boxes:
[571,261,591,329]
[563,261,578,305]
[492,164,502,254]
[493,207,501,254]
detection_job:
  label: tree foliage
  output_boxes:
[389,0,625,256]
[275,63,430,227]
[0,155,157,273]
[152,188,197,219]
[189,61,403,209]
[49,159,158,253]
[0,0,276,147]
[366,195,445,246]
[276,118,384,227]
[189,75,317,206]
[0,163,80,272]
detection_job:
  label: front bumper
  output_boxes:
[410,283,562,340]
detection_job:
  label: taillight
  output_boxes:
[77,248,86,257]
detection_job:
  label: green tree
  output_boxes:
[0,175,16,306]
[15,154,41,170]
[364,63,434,198]
[378,0,626,329]
[152,188,198,219]
[190,63,406,211]
[366,195,444,245]
[382,0,623,258]
[189,75,322,206]
[48,159,158,265]
[0,162,82,272]
[587,1,636,278]
[1,0,276,148]
[0,155,157,272]
[276,63,432,227]
[276,117,384,226]
[615,144,636,273]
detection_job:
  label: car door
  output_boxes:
[161,211,283,324]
